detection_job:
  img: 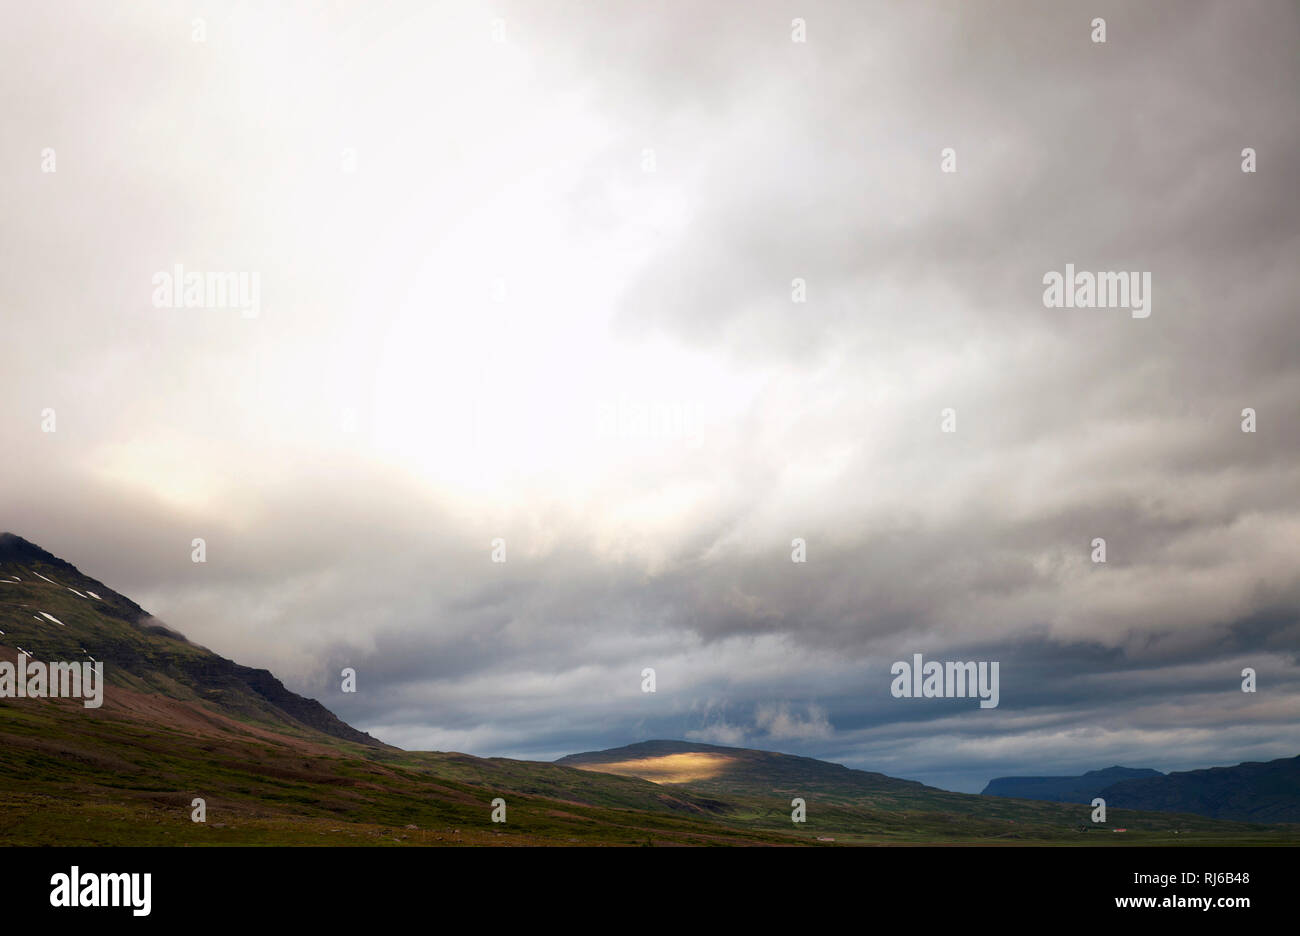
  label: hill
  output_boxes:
[559,739,931,798]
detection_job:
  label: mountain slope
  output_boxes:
[1101,756,1300,823]
[982,766,1163,803]
[0,532,380,747]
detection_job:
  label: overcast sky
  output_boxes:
[2,1,1297,792]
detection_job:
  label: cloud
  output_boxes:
[686,722,750,748]
[755,702,834,741]
[2,0,1298,792]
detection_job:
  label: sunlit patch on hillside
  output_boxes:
[573,752,736,784]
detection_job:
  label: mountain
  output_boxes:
[0,532,381,746]
[2,533,1295,845]
[981,757,1300,823]
[982,766,1163,803]
[1100,756,1300,823]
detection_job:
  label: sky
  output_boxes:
[1,0,1297,792]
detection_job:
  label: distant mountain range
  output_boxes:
[1102,757,1300,823]
[983,767,1162,803]
[2,532,1295,845]
[983,757,1300,822]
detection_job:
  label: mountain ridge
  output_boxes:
[982,766,1163,803]
[1101,755,1300,823]
[0,530,382,747]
